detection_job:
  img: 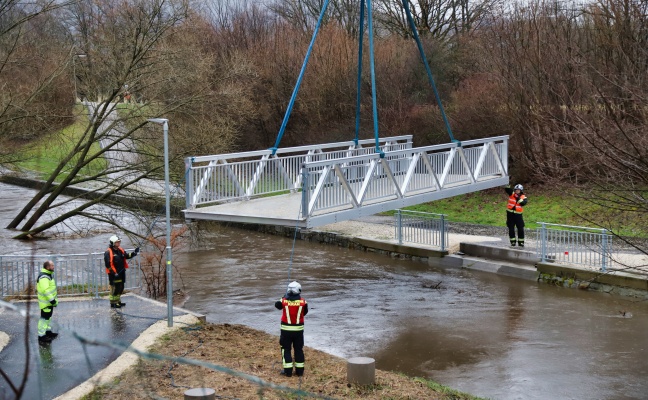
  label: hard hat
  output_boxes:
[514,184,523,191]
[109,235,121,245]
[287,281,301,295]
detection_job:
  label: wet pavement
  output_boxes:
[0,295,186,400]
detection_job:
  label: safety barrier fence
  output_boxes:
[0,252,142,299]
[537,223,613,271]
[395,210,448,251]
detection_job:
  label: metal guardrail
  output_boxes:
[395,209,448,250]
[0,252,142,299]
[184,135,414,208]
[537,222,613,271]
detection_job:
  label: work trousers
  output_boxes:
[109,280,125,305]
[38,308,54,337]
[280,330,305,376]
[506,211,525,245]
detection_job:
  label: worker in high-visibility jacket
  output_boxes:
[37,260,59,344]
[275,281,308,377]
[104,235,139,308]
[505,184,528,247]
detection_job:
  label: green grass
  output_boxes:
[16,106,106,180]
[390,187,647,237]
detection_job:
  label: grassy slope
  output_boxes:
[83,322,484,400]
[16,106,106,181]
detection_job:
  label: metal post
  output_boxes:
[440,214,446,251]
[149,118,173,327]
[301,166,309,219]
[601,228,608,272]
[184,157,192,210]
[540,222,547,262]
[397,210,403,244]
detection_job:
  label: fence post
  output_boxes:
[601,228,608,272]
[440,214,446,251]
[540,222,547,262]
[397,210,403,245]
[301,166,309,219]
[185,157,193,210]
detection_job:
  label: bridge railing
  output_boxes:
[537,223,613,271]
[0,252,142,299]
[185,136,413,208]
[300,136,508,217]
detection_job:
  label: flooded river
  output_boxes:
[2,183,648,400]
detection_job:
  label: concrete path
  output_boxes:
[0,295,201,400]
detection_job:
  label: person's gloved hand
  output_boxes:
[134,247,140,255]
[50,299,58,307]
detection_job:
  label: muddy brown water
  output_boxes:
[2,183,648,400]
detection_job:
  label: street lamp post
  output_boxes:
[148,118,173,327]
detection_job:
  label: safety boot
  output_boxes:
[110,303,121,308]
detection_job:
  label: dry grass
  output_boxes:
[85,323,481,400]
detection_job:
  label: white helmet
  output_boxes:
[287,281,301,295]
[109,235,121,246]
[514,184,523,191]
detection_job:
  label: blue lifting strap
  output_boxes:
[270,0,333,156]
[401,0,459,146]
[353,0,366,148]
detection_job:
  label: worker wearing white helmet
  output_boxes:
[505,184,528,247]
[103,235,139,308]
[274,281,308,377]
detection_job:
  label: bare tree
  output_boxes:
[6,0,258,239]
[0,0,77,164]
[373,0,501,39]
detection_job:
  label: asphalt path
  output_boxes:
[0,295,187,400]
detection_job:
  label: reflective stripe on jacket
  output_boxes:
[280,298,307,331]
[37,268,57,310]
[507,193,527,214]
[105,246,129,275]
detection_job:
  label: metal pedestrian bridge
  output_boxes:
[183,135,509,228]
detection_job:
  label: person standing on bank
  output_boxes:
[505,184,528,247]
[275,281,308,377]
[37,260,59,343]
[104,235,139,308]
